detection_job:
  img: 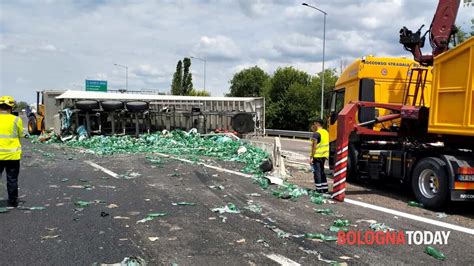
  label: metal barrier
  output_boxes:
[265,129,312,139]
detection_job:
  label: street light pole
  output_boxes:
[302,2,327,119]
[113,63,128,91]
[190,56,207,92]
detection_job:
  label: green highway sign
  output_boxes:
[85,80,107,92]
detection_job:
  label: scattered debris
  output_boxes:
[314,208,334,215]
[219,215,227,223]
[109,256,147,266]
[304,233,338,241]
[209,185,225,190]
[74,201,91,208]
[61,178,69,182]
[100,211,110,217]
[211,203,240,214]
[148,237,159,242]
[436,212,448,218]
[136,212,167,224]
[41,235,60,240]
[114,216,130,220]
[333,219,350,227]
[253,176,270,190]
[106,204,119,209]
[356,219,377,224]
[298,247,340,264]
[237,146,247,155]
[407,201,424,208]
[99,185,116,189]
[257,239,270,247]
[172,202,196,206]
[369,223,394,232]
[425,246,446,261]
[264,224,291,239]
[236,238,246,243]
[244,203,262,214]
[247,193,261,197]
[18,206,46,211]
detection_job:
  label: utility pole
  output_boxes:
[302,2,327,119]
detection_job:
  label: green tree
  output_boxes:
[451,20,474,47]
[14,101,29,112]
[227,66,269,97]
[188,89,210,96]
[264,68,338,130]
[171,60,183,95]
[170,58,193,95]
[264,67,311,130]
[182,58,193,95]
[267,67,311,103]
[470,18,474,37]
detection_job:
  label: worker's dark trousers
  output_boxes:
[312,158,328,193]
[0,160,20,203]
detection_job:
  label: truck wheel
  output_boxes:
[102,101,123,111]
[411,157,449,209]
[76,100,99,111]
[346,145,360,183]
[28,116,39,135]
[126,101,149,112]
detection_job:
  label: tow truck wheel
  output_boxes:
[411,157,449,209]
[346,145,360,183]
[28,116,38,135]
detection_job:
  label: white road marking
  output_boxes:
[264,253,301,266]
[345,198,474,235]
[84,160,120,179]
[153,152,474,235]
[153,152,284,185]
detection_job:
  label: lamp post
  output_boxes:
[113,63,128,92]
[302,2,327,119]
[190,56,206,92]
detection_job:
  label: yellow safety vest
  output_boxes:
[0,113,23,160]
[312,128,329,159]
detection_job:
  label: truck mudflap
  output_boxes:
[451,189,474,201]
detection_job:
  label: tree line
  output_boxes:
[227,66,338,131]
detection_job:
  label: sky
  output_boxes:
[1,0,472,102]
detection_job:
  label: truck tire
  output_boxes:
[346,145,360,183]
[101,101,123,111]
[76,100,99,111]
[411,157,449,209]
[126,101,149,112]
[28,116,39,135]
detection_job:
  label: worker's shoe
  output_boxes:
[8,200,19,208]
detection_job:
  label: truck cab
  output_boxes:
[328,56,432,165]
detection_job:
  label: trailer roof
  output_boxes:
[56,90,262,101]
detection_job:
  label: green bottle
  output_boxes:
[425,246,446,261]
[408,201,424,208]
[333,219,350,227]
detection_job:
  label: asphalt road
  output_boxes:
[0,139,473,265]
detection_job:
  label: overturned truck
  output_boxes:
[39,90,265,136]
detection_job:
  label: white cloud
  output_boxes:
[0,0,461,101]
[192,35,241,61]
[39,44,58,52]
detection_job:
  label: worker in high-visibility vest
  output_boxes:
[0,96,24,207]
[310,118,329,193]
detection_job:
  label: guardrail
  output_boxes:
[265,129,312,139]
